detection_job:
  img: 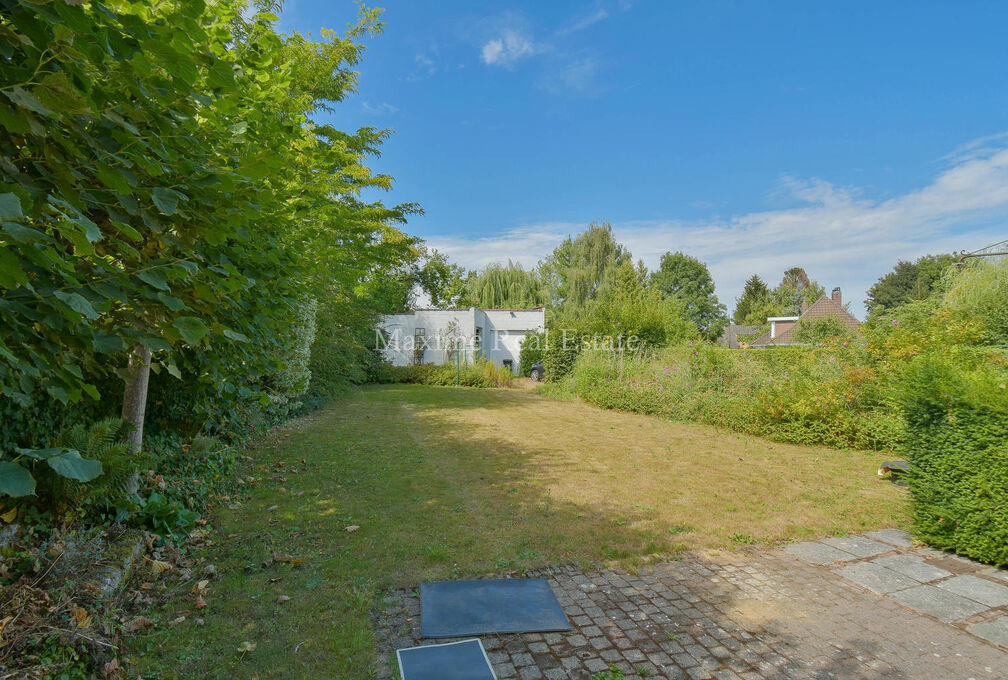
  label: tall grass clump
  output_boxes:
[568,342,902,451]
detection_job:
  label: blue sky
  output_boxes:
[279,1,1008,316]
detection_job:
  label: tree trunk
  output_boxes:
[121,343,151,454]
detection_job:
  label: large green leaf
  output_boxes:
[151,187,179,215]
[172,316,209,345]
[137,268,170,291]
[53,290,100,319]
[0,193,23,221]
[0,461,35,497]
[46,450,103,482]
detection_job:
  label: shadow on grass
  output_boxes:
[127,384,916,680]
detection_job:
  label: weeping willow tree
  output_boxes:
[461,262,545,309]
[539,222,631,318]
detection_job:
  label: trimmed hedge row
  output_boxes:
[901,355,1008,566]
[368,360,514,388]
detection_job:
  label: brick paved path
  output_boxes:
[376,539,1007,679]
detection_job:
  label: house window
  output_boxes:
[413,328,426,365]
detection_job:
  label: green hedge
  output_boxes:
[900,355,1008,566]
[369,360,513,388]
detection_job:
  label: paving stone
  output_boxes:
[835,562,919,594]
[819,535,892,559]
[862,528,915,548]
[783,541,856,565]
[889,584,989,622]
[967,614,1008,648]
[871,553,952,583]
[937,574,1008,607]
[980,567,1008,584]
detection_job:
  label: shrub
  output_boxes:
[566,343,902,451]
[542,331,581,381]
[899,354,1008,566]
[519,330,546,376]
[369,359,514,388]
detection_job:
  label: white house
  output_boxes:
[377,307,546,374]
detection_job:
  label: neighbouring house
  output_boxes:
[717,324,762,349]
[377,307,546,374]
[749,287,861,347]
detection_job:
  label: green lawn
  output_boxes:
[130,384,908,679]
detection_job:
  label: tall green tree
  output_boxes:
[650,252,727,340]
[866,254,955,314]
[539,221,630,318]
[415,249,470,308]
[461,261,545,309]
[733,275,771,324]
[0,2,417,453]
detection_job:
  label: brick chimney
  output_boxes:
[831,287,841,305]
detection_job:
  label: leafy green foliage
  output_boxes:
[650,251,727,340]
[519,330,546,376]
[866,254,955,314]
[733,274,771,324]
[370,359,514,388]
[136,490,200,542]
[899,355,1008,565]
[539,221,631,317]
[793,316,858,345]
[461,261,545,309]
[565,343,901,451]
[416,249,471,307]
[1,446,103,499]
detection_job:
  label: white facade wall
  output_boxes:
[378,307,545,374]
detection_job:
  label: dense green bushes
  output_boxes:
[519,331,546,376]
[566,343,901,451]
[900,354,1008,565]
[369,360,514,388]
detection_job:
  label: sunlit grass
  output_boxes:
[130,384,908,679]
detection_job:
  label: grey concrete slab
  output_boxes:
[980,567,1008,584]
[818,535,893,559]
[890,585,989,622]
[871,554,952,583]
[835,562,919,594]
[783,541,855,565]
[937,574,1008,607]
[862,529,915,549]
[968,615,1008,649]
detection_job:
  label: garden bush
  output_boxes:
[566,342,902,451]
[899,353,1008,566]
[370,359,514,388]
[519,330,546,376]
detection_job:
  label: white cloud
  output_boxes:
[558,7,609,35]
[361,101,398,116]
[424,139,1008,318]
[538,57,599,95]
[481,29,537,66]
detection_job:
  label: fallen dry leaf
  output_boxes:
[0,507,17,523]
[139,582,155,591]
[344,525,360,533]
[150,559,173,575]
[194,595,207,609]
[122,616,153,633]
[238,640,257,653]
[101,658,122,679]
[276,595,290,604]
[168,616,186,628]
[192,579,210,595]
